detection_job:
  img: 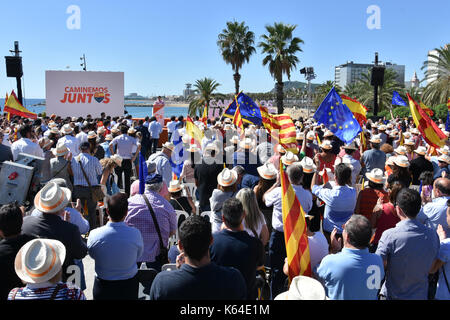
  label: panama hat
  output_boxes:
[217,168,238,187]
[239,137,254,150]
[168,180,183,193]
[411,128,420,135]
[404,139,415,146]
[230,135,239,144]
[87,131,97,139]
[437,145,450,155]
[378,125,387,131]
[224,118,232,124]
[97,126,106,135]
[39,137,53,149]
[34,182,71,214]
[414,146,427,156]
[343,142,358,151]
[281,151,299,166]
[403,132,412,139]
[257,162,277,180]
[394,146,407,155]
[393,155,410,168]
[277,144,286,154]
[111,154,123,167]
[300,156,317,173]
[320,140,333,150]
[306,131,315,141]
[111,127,120,134]
[323,130,334,138]
[369,134,382,144]
[51,144,69,157]
[127,127,136,134]
[60,124,73,135]
[275,276,327,300]
[105,134,114,141]
[162,142,175,151]
[386,156,396,166]
[366,168,386,184]
[50,126,60,135]
[15,239,66,284]
[438,154,450,165]
[334,156,354,170]
[296,132,305,140]
[224,124,233,131]
[389,130,398,137]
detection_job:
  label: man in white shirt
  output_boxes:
[166,116,178,142]
[148,116,163,154]
[58,124,80,157]
[76,123,89,145]
[11,124,44,161]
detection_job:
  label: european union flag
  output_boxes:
[313,87,362,144]
[138,152,148,194]
[223,92,262,126]
[446,111,450,132]
[169,132,185,178]
[392,91,407,106]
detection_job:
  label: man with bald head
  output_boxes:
[417,177,450,233]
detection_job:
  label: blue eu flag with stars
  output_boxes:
[223,92,262,126]
[313,87,362,144]
[392,91,407,106]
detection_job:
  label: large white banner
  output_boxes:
[45,71,124,117]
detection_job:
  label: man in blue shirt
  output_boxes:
[315,215,384,300]
[150,215,247,300]
[88,193,144,300]
[376,188,440,300]
[417,178,450,233]
[360,135,386,177]
[148,116,163,155]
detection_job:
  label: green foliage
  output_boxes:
[392,106,410,119]
[313,81,341,106]
[430,104,448,122]
[421,45,450,106]
[187,78,222,117]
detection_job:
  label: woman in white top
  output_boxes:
[236,188,270,247]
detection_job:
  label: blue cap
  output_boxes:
[145,173,162,185]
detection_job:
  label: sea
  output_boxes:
[0,98,189,119]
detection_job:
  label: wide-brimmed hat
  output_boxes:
[111,154,123,167]
[369,134,381,144]
[217,168,238,187]
[181,134,190,144]
[414,146,427,156]
[50,127,60,135]
[296,132,305,140]
[60,124,73,135]
[393,155,410,168]
[277,144,286,154]
[39,137,53,149]
[366,168,386,184]
[274,276,327,300]
[97,126,106,135]
[257,163,277,180]
[239,137,254,150]
[111,127,120,134]
[224,124,233,131]
[404,139,415,146]
[334,156,354,170]
[281,151,299,166]
[162,142,175,151]
[343,142,358,151]
[386,156,396,166]
[411,128,420,135]
[34,182,71,214]
[403,132,412,139]
[105,134,114,141]
[15,239,66,284]
[378,125,387,131]
[320,140,333,150]
[300,157,317,173]
[438,154,450,165]
[51,144,69,157]
[306,132,315,141]
[323,130,334,138]
[168,180,183,193]
[87,131,97,139]
[394,146,407,155]
[224,118,232,124]
[437,145,450,155]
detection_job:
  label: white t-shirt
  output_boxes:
[308,231,329,271]
[243,214,266,238]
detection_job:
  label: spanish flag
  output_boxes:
[186,116,204,146]
[260,104,297,153]
[280,160,311,281]
[407,93,446,149]
[4,91,37,120]
[419,102,434,117]
[341,95,368,127]
[360,131,367,152]
[201,104,208,126]
[232,97,244,131]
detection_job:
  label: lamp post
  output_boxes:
[300,67,316,118]
[80,54,87,71]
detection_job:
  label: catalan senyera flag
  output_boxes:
[341,95,368,127]
[186,116,204,146]
[4,91,37,120]
[201,104,208,126]
[407,93,446,149]
[260,104,297,153]
[280,160,311,281]
[232,97,244,131]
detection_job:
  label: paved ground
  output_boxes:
[82,255,95,300]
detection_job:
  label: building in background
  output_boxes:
[426,44,449,85]
[335,61,405,89]
[405,71,420,89]
[183,83,195,99]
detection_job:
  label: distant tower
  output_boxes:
[411,71,420,88]
[184,83,193,99]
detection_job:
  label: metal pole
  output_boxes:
[373,52,379,116]
[13,41,23,105]
[307,79,311,118]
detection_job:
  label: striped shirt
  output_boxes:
[8,282,86,300]
[71,153,102,187]
[109,134,139,159]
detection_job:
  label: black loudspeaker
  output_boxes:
[371,66,385,86]
[5,56,23,78]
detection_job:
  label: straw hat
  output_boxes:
[306,132,315,141]
[386,156,396,166]
[394,146,407,155]
[369,134,381,144]
[281,151,299,166]
[366,168,386,184]
[320,140,333,150]
[217,168,238,187]
[334,156,354,170]
[87,131,97,139]
[50,127,60,135]
[296,132,305,140]
[403,132,412,139]
[162,142,175,151]
[389,130,398,137]
[343,142,358,151]
[438,154,450,165]
[404,139,415,146]
[168,180,183,193]
[239,137,254,150]
[378,125,387,131]
[323,130,334,138]
[414,146,427,156]
[224,118,232,124]
[34,182,71,214]
[393,155,410,168]
[60,124,73,135]
[111,154,123,167]
[15,239,66,284]
[299,156,317,173]
[111,127,120,134]
[105,134,114,141]
[224,124,233,131]
[127,127,137,134]
[411,128,420,135]
[230,135,239,144]
[97,126,106,135]
[257,163,277,180]
[39,137,53,149]
[438,146,450,155]
[274,275,327,300]
[51,144,69,157]
[277,144,286,154]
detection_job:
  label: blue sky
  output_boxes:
[1,0,449,98]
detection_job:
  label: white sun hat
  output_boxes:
[414,146,427,156]
[87,131,97,139]
[320,140,333,150]
[366,168,386,184]
[162,142,175,151]
[168,180,183,193]
[394,146,407,155]
[274,276,327,300]
[105,134,114,141]
[306,131,315,141]
[257,162,277,180]
[34,182,71,214]
[299,156,317,173]
[217,168,238,187]
[111,154,123,167]
[277,144,286,154]
[51,143,69,157]
[281,151,299,166]
[323,130,334,138]
[14,239,66,284]
[437,145,450,155]
[369,134,381,144]
[97,126,106,135]
[393,155,410,168]
[404,139,415,146]
[230,135,239,144]
[60,124,73,135]
[239,137,254,150]
[437,154,450,165]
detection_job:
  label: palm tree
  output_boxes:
[258,22,304,114]
[421,45,450,106]
[217,21,256,95]
[404,86,422,102]
[313,81,341,106]
[187,78,222,117]
[343,82,362,99]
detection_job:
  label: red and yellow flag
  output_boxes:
[360,131,367,152]
[260,104,297,153]
[4,91,37,119]
[419,102,434,117]
[186,116,204,146]
[407,93,446,149]
[447,98,450,110]
[201,104,208,126]
[341,95,368,127]
[280,160,311,282]
[232,98,244,131]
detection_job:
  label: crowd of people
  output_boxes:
[0,110,449,300]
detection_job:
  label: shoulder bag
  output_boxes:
[77,157,105,202]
